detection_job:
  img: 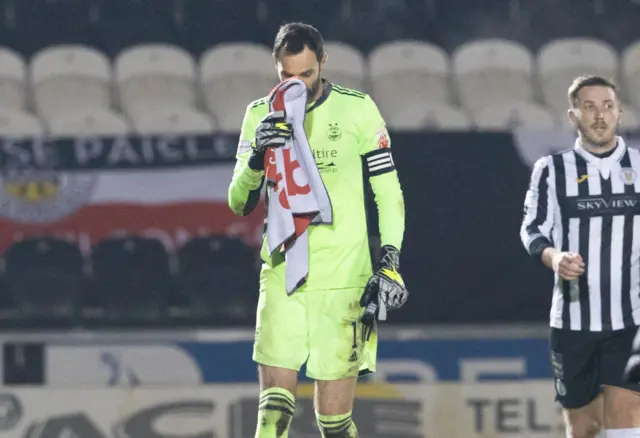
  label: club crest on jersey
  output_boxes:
[620,167,637,185]
[327,122,342,141]
[376,128,390,149]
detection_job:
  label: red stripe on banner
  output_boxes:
[0,202,265,254]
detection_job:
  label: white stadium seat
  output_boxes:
[31,45,112,120]
[368,41,451,121]
[474,101,557,130]
[200,43,277,131]
[47,109,131,137]
[385,102,472,131]
[538,38,619,113]
[621,41,640,110]
[322,41,366,91]
[0,47,27,110]
[132,107,215,135]
[115,44,197,118]
[0,109,44,137]
[452,39,535,112]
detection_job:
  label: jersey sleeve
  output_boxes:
[359,95,405,251]
[520,156,555,259]
[227,104,265,216]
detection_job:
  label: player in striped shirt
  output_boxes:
[521,75,640,438]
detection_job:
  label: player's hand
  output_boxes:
[248,111,292,170]
[552,251,585,280]
[360,245,408,329]
[255,110,292,153]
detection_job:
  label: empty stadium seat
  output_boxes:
[200,43,277,132]
[474,101,558,130]
[538,38,619,113]
[47,109,131,136]
[2,238,84,324]
[132,107,215,135]
[89,236,173,321]
[621,41,640,110]
[30,45,112,120]
[0,109,45,137]
[177,236,257,323]
[385,102,472,131]
[0,47,27,110]
[322,41,366,91]
[368,41,451,122]
[115,44,197,118]
[452,39,535,112]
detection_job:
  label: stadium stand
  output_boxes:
[0,0,638,328]
[0,0,635,133]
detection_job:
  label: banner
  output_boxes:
[0,135,263,252]
[0,382,565,438]
[5,130,640,324]
[0,327,553,385]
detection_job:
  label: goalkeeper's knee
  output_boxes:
[255,387,295,438]
[316,411,358,437]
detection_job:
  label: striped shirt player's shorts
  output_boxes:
[550,326,640,409]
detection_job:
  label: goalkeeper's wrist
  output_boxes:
[248,149,266,170]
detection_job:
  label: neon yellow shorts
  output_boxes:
[253,263,378,381]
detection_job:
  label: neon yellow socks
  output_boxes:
[255,387,296,438]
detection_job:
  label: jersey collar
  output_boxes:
[574,136,626,164]
[306,79,332,113]
[574,136,626,179]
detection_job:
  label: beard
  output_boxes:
[307,75,323,100]
[576,119,618,148]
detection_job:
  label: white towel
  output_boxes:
[264,78,332,294]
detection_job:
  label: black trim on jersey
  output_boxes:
[553,154,571,328]
[621,151,635,326]
[306,80,332,113]
[251,97,268,109]
[364,149,395,176]
[600,162,613,329]
[243,182,264,216]
[525,164,550,239]
[576,152,590,330]
[332,84,365,99]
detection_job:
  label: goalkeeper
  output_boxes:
[228,22,407,438]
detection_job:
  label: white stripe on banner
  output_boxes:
[3,165,238,205]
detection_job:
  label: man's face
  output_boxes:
[569,85,621,148]
[275,46,326,100]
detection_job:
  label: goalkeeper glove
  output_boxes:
[248,110,293,170]
[360,245,409,331]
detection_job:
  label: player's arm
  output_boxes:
[519,157,584,279]
[359,96,407,324]
[520,156,555,262]
[228,105,265,216]
[361,96,405,251]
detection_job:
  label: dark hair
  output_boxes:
[568,75,619,107]
[273,22,324,62]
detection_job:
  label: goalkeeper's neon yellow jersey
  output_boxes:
[228,82,405,291]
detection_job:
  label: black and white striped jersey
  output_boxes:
[521,137,640,331]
